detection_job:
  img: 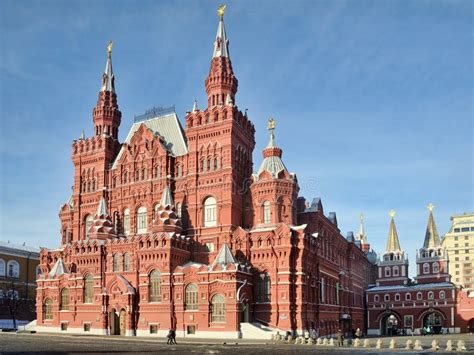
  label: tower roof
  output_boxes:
[212,243,237,267]
[49,258,69,278]
[160,185,174,207]
[358,213,367,244]
[423,203,441,248]
[100,41,115,93]
[386,210,402,252]
[213,5,230,58]
[96,197,108,217]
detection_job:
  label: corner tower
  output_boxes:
[376,210,409,286]
[416,204,450,284]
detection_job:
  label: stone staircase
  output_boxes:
[239,322,281,339]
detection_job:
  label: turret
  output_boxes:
[416,204,450,284]
[376,210,409,286]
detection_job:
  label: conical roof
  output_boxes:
[386,210,402,252]
[96,197,108,217]
[49,258,69,278]
[160,185,174,207]
[213,10,230,58]
[101,41,115,93]
[423,204,441,248]
[212,243,237,267]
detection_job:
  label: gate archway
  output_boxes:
[380,314,399,336]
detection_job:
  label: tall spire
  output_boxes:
[423,203,441,248]
[213,5,230,58]
[101,41,115,93]
[205,5,238,108]
[256,118,289,179]
[386,210,401,252]
[96,197,108,217]
[160,185,174,207]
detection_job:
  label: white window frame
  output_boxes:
[7,260,20,278]
[439,291,445,299]
[204,197,217,227]
[384,294,390,302]
[137,206,147,234]
[423,263,430,274]
[84,214,93,239]
[123,208,130,235]
[263,201,271,224]
[0,259,5,277]
[433,262,439,273]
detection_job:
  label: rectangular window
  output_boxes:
[466,256,470,260]
[61,323,68,331]
[455,257,459,261]
[137,212,147,234]
[455,244,459,248]
[455,236,459,241]
[123,215,130,235]
[454,228,460,233]
[150,325,158,334]
[466,250,470,254]
[187,325,196,334]
[465,243,470,247]
[461,228,470,232]
[456,271,460,275]
[84,323,91,332]
[404,315,413,328]
[455,264,459,268]
[455,250,459,254]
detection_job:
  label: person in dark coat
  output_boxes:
[167,329,173,344]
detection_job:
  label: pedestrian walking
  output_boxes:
[167,329,173,344]
[336,329,344,347]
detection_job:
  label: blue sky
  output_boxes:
[0,0,472,276]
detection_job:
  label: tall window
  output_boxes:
[428,291,434,300]
[155,166,161,179]
[7,260,19,278]
[123,253,130,272]
[60,288,69,311]
[384,267,391,277]
[433,262,439,273]
[263,201,271,224]
[204,197,217,227]
[83,275,94,303]
[255,273,271,302]
[44,298,53,320]
[137,206,147,234]
[0,259,5,277]
[423,263,430,274]
[84,215,93,239]
[123,209,130,235]
[211,294,226,322]
[149,270,162,302]
[185,284,198,310]
[440,291,445,299]
[113,254,119,272]
[374,295,380,302]
[393,266,399,277]
[405,293,411,301]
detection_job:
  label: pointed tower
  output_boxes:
[151,185,182,233]
[376,210,409,286]
[67,42,123,243]
[93,41,121,139]
[250,118,299,226]
[357,213,371,252]
[205,5,237,108]
[183,5,255,261]
[88,197,116,240]
[416,204,450,284]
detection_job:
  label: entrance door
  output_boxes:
[423,312,443,334]
[119,309,126,336]
[381,314,398,336]
[241,302,249,323]
[110,310,120,335]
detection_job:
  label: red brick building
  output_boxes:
[36,10,376,338]
[366,207,460,335]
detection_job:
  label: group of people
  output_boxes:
[335,328,362,347]
[166,329,177,344]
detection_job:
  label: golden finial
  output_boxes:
[267,117,276,131]
[389,209,396,218]
[427,203,434,212]
[107,40,113,58]
[217,4,226,20]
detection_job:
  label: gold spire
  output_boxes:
[427,203,434,212]
[386,210,401,252]
[267,117,276,131]
[360,213,364,223]
[217,4,226,20]
[107,40,113,58]
[389,209,396,218]
[423,203,441,248]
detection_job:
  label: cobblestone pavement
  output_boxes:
[0,332,473,354]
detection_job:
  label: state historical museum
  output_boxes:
[36,9,376,338]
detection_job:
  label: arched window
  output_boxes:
[200,159,206,173]
[374,295,380,302]
[7,260,19,278]
[123,208,130,235]
[263,201,271,224]
[423,263,430,274]
[417,292,422,300]
[393,266,399,277]
[44,298,53,320]
[84,214,93,239]
[214,156,220,170]
[185,284,198,310]
[155,166,161,179]
[255,273,271,302]
[137,206,147,234]
[395,293,400,301]
[433,262,439,273]
[204,197,217,227]
[83,274,94,303]
[384,294,390,302]
[440,291,445,299]
[405,293,411,301]
[149,270,162,302]
[384,267,391,277]
[176,164,182,177]
[428,291,434,300]
[123,253,130,272]
[0,259,5,276]
[176,203,182,219]
[211,294,226,322]
[60,288,69,311]
[113,254,119,272]
[123,171,128,184]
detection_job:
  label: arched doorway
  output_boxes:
[119,309,126,336]
[381,314,399,336]
[423,311,443,334]
[109,309,120,335]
